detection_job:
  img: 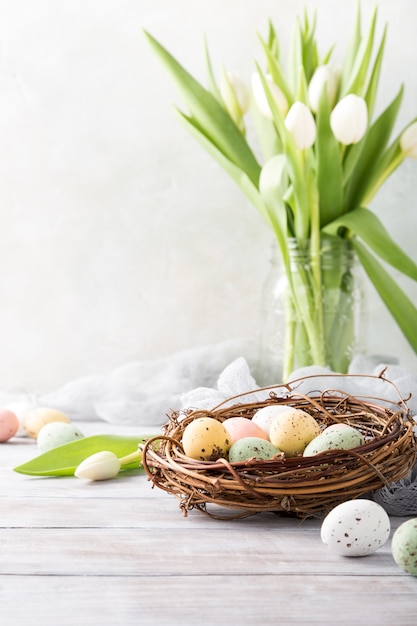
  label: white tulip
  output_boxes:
[251,72,288,119]
[220,71,250,117]
[400,122,417,158]
[75,451,121,481]
[308,64,341,113]
[284,101,316,150]
[330,94,368,145]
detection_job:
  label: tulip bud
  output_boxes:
[251,72,288,119]
[220,71,250,118]
[308,64,341,113]
[330,94,368,145]
[284,101,316,150]
[400,122,417,158]
[74,451,121,481]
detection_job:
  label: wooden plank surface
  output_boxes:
[1,421,416,625]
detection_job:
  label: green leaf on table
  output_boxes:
[143,30,261,187]
[353,240,417,353]
[323,207,417,281]
[13,434,154,477]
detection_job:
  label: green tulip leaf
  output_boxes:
[323,207,417,281]
[344,85,404,210]
[353,240,417,353]
[363,24,387,119]
[13,434,155,477]
[259,154,290,266]
[203,36,221,102]
[255,65,309,240]
[315,87,344,226]
[143,31,261,186]
[176,109,271,226]
[257,33,293,104]
[340,0,362,93]
[342,5,378,97]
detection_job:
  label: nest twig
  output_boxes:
[142,372,417,519]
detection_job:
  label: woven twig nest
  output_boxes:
[142,372,417,519]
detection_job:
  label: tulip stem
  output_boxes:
[119,449,142,467]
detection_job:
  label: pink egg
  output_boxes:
[222,417,269,443]
[0,408,20,442]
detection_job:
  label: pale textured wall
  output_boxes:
[0,0,417,392]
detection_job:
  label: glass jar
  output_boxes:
[256,236,367,386]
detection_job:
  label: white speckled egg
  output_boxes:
[37,421,84,452]
[321,499,390,556]
[391,518,417,576]
[303,424,365,456]
[228,437,281,462]
[269,408,320,456]
[24,407,71,439]
[251,405,290,436]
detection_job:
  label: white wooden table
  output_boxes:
[1,421,416,626]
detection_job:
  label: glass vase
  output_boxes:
[257,236,367,386]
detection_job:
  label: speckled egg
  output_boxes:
[391,518,417,576]
[251,405,290,436]
[37,421,85,452]
[303,424,365,456]
[0,408,19,442]
[321,499,391,556]
[228,437,281,462]
[222,416,268,443]
[269,408,320,456]
[181,417,231,461]
[24,407,71,439]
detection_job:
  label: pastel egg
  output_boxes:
[321,499,390,556]
[222,417,269,443]
[303,424,365,456]
[269,408,320,456]
[24,407,71,439]
[228,437,281,462]
[182,417,231,461]
[391,518,417,576]
[37,422,84,452]
[5,400,39,437]
[0,408,19,442]
[251,405,290,436]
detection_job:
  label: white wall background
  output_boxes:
[0,0,417,393]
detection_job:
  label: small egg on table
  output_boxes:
[24,407,71,439]
[0,408,20,442]
[37,421,84,452]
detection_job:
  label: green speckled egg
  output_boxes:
[392,518,417,576]
[37,421,84,452]
[228,437,281,462]
[303,424,365,457]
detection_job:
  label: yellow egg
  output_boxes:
[269,408,320,457]
[24,407,71,439]
[181,417,231,461]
